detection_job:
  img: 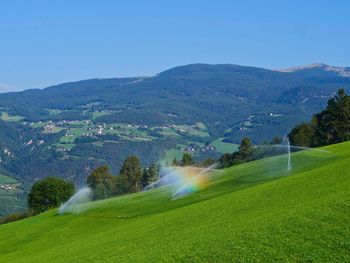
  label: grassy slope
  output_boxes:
[0,173,18,184]
[0,142,349,262]
[0,174,23,216]
[211,137,239,153]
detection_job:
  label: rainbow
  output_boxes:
[145,164,220,198]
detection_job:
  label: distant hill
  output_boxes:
[277,63,350,78]
[0,63,350,215]
[0,141,349,262]
[1,63,350,136]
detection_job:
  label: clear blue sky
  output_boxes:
[1,0,350,91]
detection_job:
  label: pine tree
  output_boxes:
[141,162,159,189]
[238,137,253,162]
[181,152,194,166]
[289,89,350,147]
[172,158,180,166]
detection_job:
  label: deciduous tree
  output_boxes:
[28,177,75,214]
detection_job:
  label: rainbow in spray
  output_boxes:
[144,163,220,198]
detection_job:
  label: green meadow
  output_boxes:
[211,137,239,153]
[0,173,18,184]
[0,142,349,262]
[0,174,23,217]
[0,112,23,122]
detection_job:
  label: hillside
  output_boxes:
[0,141,349,262]
[1,63,350,216]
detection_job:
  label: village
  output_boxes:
[0,184,15,191]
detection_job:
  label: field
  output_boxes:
[23,113,219,159]
[0,142,349,262]
[211,137,239,153]
[0,173,18,184]
[1,109,229,163]
[160,148,184,165]
[0,174,23,217]
[0,112,23,122]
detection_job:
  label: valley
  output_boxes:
[0,63,349,216]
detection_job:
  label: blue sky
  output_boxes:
[1,0,350,91]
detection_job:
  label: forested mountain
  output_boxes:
[0,63,349,215]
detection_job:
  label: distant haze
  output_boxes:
[0,83,23,93]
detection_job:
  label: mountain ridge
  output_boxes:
[2,62,349,93]
[276,63,350,77]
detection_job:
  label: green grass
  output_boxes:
[59,136,76,144]
[43,126,62,134]
[159,128,180,137]
[173,123,210,137]
[0,112,24,122]
[211,137,239,153]
[56,143,75,150]
[0,173,18,184]
[0,194,24,217]
[160,148,184,164]
[48,109,63,116]
[0,175,23,216]
[1,142,350,262]
[91,111,112,120]
[29,122,46,128]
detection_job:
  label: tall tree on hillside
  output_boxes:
[288,122,315,147]
[219,153,233,168]
[119,156,142,193]
[28,177,75,214]
[87,166,116,200]
[201,158,216,167]
[181,152,194,166]
[141,162,159,189]
[289,89,350,147]
[270,136,283,145]
[238,137,254,162]
[172,158,180,166]
[314,89,350,145]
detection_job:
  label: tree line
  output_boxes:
[24,156,160,215]
[86,157,160,200]
[289,89,350,147]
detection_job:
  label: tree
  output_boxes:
[119,156,142,193]
[314,88,350,145]
[238,137,253,162]
[141,162,159,189]
[288,122,314,147]
[28,177,75,214]
[270,136,283,145]
[201,158,216,167]
[181,152,194,166]
[114,174,129,195]
[219,153,233,168]
[219,138,254,168]
[289,89,350,147]
[172,158,180,166]
[87,166,116,200]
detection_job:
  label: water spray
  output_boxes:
[144,163,221,199]
[59,187,92,214]
[257,140,330,171]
